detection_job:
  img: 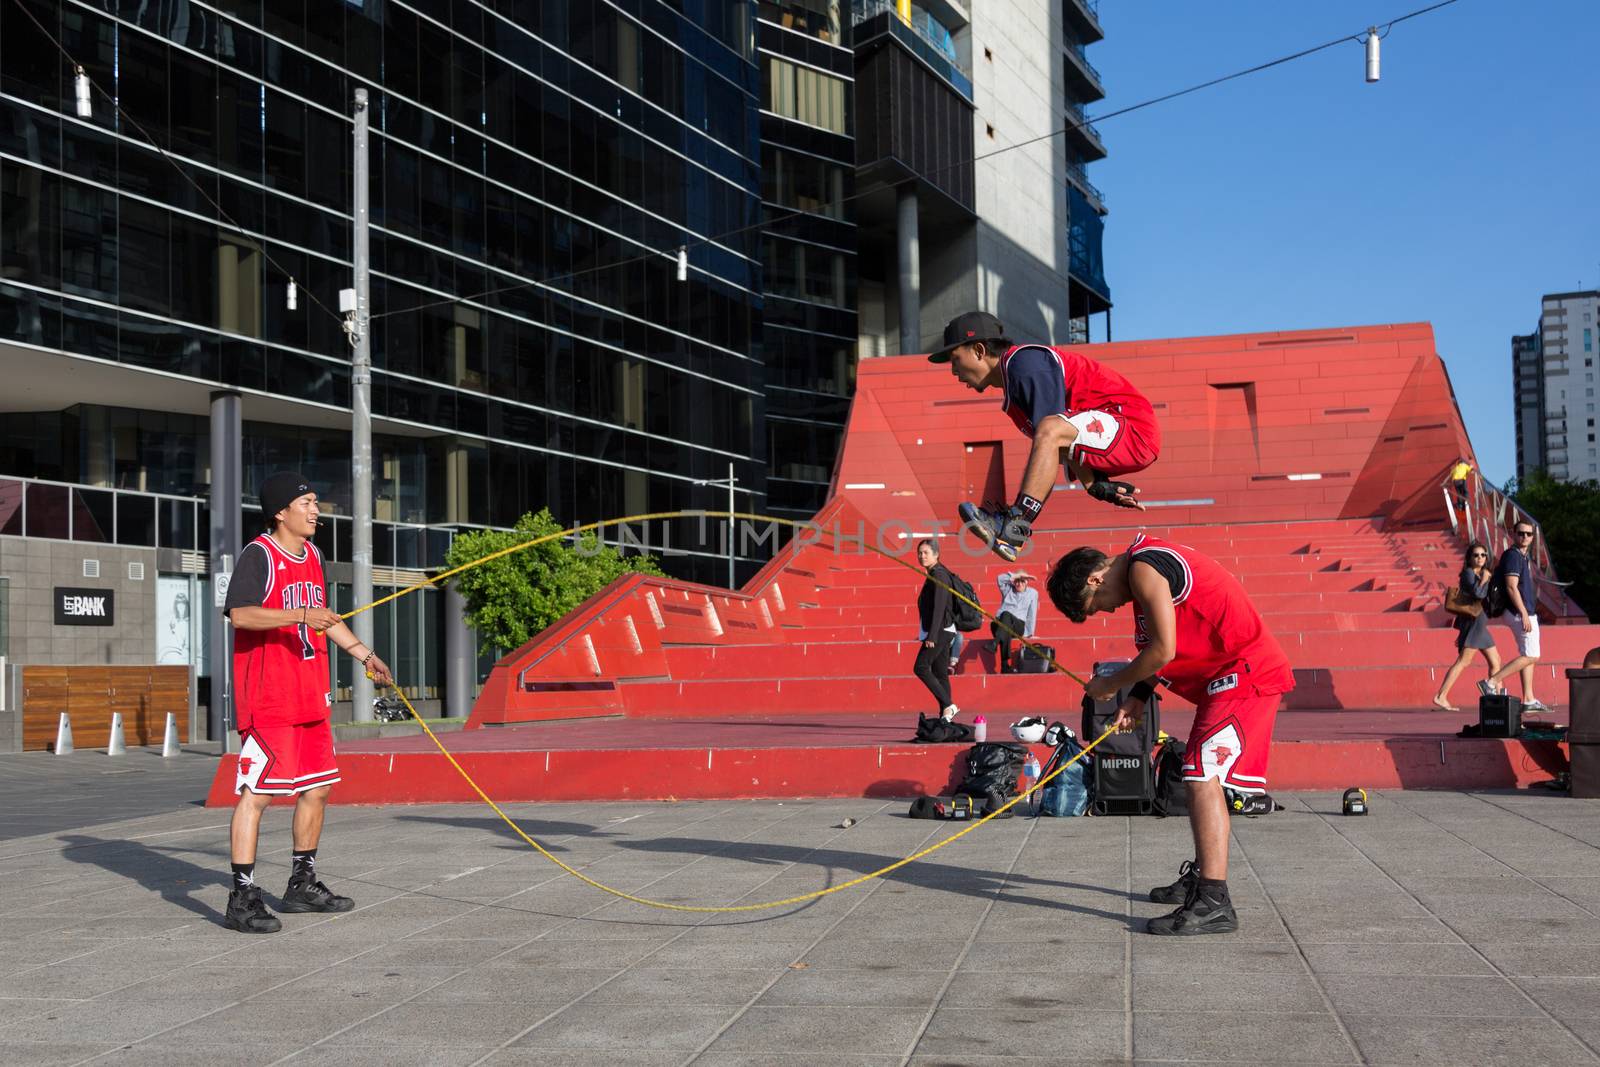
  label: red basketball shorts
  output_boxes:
[235,720,340,796]
[1064,409,1159,479]
[1180,692,1283,795]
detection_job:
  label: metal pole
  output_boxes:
[727,461,735,589]
[207,389,240,751]
[896,183,920,355]
[351,88,375,722]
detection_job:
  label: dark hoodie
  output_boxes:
[918,561,955,635]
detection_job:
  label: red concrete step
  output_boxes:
[657,625,1600,681]
[800,589,1428,625]
[615,661,1589,717]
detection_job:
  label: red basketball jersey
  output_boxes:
[1126,533,1294,705]
[998,344,1158,441]
[229,534,332,730]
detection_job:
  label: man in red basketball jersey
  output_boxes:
[1048,534,1294,935]
[221,472,392,934]
[928,311,1160,562]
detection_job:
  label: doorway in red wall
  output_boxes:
[964,441,1006,506]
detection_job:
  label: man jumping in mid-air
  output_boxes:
[928,311,1160,562]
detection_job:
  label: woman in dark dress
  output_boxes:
[1433,542,1502,711]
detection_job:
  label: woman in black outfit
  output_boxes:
[1433,541,1502,711]
[913,539,960,722]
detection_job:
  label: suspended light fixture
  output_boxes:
[1365,27,1380,83]
[285,278,298,310]
[676,247,688,282]
[74,66,92,118]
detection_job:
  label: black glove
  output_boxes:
[1086,478,1139,505]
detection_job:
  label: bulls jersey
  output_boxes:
[999,344,1158,444]
[1126,533,1294,705]
[224,533,332,730]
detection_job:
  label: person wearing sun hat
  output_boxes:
[991,570,1039,673]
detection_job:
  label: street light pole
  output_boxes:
[350,88,375,722]
[692,464,739,589]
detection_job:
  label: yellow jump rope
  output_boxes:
[335,510,1118,913]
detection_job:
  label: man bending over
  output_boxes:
[1048,533,1294,935]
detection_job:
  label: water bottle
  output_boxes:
[972,715,987,743]
[1022,753,1042,815]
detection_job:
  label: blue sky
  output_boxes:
[1088,0,1600,486]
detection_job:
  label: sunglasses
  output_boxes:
[1470,553,1487,558]
[1515,530,1534,538]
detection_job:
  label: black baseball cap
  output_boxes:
[927,311,1005,363]
[260,471,313,524]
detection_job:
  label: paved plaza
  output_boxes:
[1,755,1599,1065]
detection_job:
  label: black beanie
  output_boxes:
[259,471,312,528]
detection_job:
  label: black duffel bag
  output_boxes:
[954,741,1029,815]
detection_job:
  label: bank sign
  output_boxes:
[55,587,115,626]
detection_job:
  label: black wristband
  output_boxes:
[1013,492,1043,523]
[1129,680,1156,702]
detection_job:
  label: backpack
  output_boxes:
[1038,731,1092,817]
[912,713,975,744]
[946,570,984,632]
[1483,570,1508,618]
[1151,738,1189,818]
[955,741,1029,814]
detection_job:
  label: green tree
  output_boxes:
[443,508,663,654]
[1510,469,1600,616]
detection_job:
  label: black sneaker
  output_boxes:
[1147,883,1238,936]
[224,886,282,934]
[280,871,355,913]
[958,502,1030,563]
[1149,859,1198,904]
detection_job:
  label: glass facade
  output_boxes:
[0,0,772,584]
[757,15,857,520]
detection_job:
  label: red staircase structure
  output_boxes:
[207,323,1594,806]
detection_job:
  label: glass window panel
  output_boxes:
[116,493,156,546]
[116,197,169,314]
[0,479,22,536]
[168,50,218,164]
[158,497,194,551]
[117,31,170,148]
[263,89,305,197]
[59,179,117,300]
[25,482,69,539]
[1,161,61,290]
[71,488,114,542]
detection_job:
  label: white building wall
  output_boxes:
[964,1,1074,345]
[1539,292,1600,482]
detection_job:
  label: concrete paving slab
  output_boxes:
[1343,1015,1597,1067]
[1134,1009,1358,1063]
[1318,974,1540,1017]
[0,787,1597,1065]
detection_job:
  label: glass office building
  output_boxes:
[755,2,857,521]
[0,0,773,704]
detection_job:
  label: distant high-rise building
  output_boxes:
[852,0,1111,358]
[1515,290,1600,484]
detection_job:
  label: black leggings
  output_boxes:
[991,611,1026,670]
[913,629,955,710]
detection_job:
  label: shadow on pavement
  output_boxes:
[57,834,227,926]
[614,836,1139,927]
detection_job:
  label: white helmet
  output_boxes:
[1010,717,1048,744]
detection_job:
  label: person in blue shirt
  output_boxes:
[1482,521,1550,712]
[991,570,1039,673]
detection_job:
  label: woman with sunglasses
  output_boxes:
[1432,542,1501,711]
